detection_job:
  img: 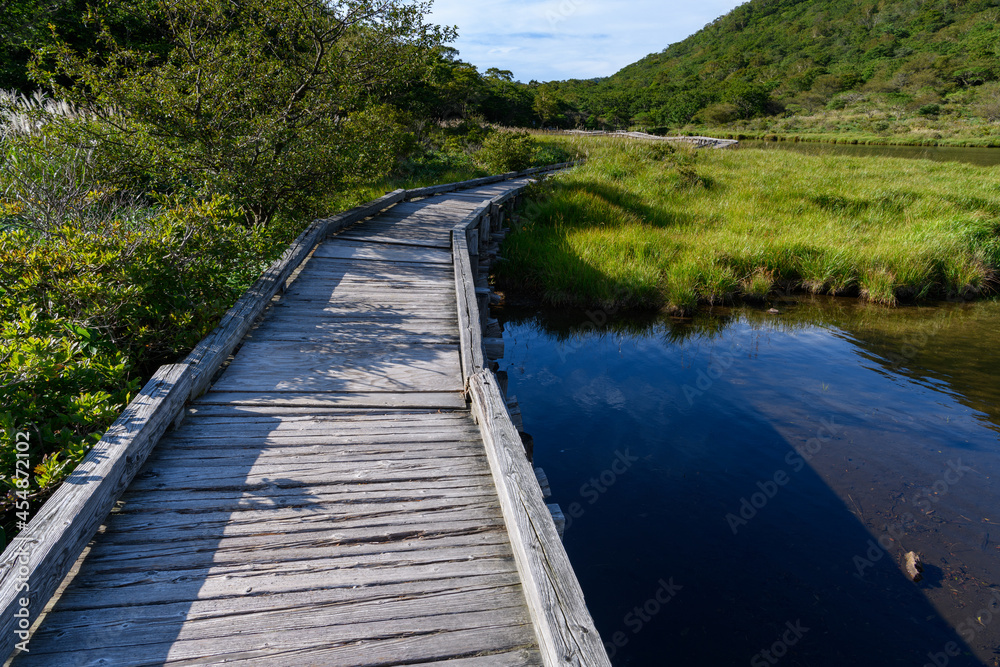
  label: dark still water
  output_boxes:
[738,140,1000,167]
[496,297,1000,667]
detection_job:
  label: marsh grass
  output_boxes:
[497,136,1000,314]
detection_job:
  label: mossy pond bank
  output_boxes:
[496,296,1000,666]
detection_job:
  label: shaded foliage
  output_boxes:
[32,0,450,225]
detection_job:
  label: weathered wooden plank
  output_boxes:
[96,514,505,555]
[468,370,611,667]
[176,411,476,428]
[453,227,485,385]
[160,426,480,443]
[50,550,518,610]
[160,433,480,449]
[416,650,544,666]
[170,412,478,429]
[284,285,457,301]
[26,574,525,639]
[156,432,483,451]
[17,619,537,667]
[250,316,458,334]
[74,535,512,582]
[124,460,492,493]
[27,586,531,654]
[147,446,486,471]
[81,522,510,570]
[124,458,494,494]
[209,341,463,394]
[183,405,470,418]
[335,232,452,249]
[268,302,459,320]
[283,285,456,301]
[287,279,455,293]
[81,536,512,584]
[313,240,452,265]
[115,476,497,511]
[247,327,458,345]
[127,464,495,499]
[0,364,192,660]
[196,391,468,409]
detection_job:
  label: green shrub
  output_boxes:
[0,196,290,540]
[0,308,135,508]
[699,103,740,125]
[476,130,537,173]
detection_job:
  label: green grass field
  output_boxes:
[497,136,1000,314]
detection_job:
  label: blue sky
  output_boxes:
[428,0,747,83]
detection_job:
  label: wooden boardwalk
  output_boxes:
[7,174,609,666]
[562,129,739,149]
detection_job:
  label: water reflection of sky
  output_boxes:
[499,298,1000,666]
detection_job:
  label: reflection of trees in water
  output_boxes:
[499,296,1000,428]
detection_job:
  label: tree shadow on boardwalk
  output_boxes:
[13,409,328,665]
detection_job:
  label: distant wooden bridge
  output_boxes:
[563,129,739,149]
[0,165,611,665]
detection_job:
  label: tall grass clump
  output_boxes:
[497,135,1000,314]
[0,89,84,140]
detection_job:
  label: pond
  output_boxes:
[737,140,1000,167]
[496,296,1000,666]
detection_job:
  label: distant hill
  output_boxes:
[538,0,1000,142]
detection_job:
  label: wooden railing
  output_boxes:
[0,161,580,661]
[451,183,611,666]
[563,129,739,149]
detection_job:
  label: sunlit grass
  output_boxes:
[497,136,1000,314]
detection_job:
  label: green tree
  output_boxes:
[482,68,534,126]
[533,88,559,126]
[33,0,451,225]
[725,81,770,119]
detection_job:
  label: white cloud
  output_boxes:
[428,0,746,82]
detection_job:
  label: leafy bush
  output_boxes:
[974,84,1000,122]
[476,130,538,173]
[699,103,740,125]
[0,309,135,510]
[0,195,289,540]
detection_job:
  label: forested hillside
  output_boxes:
[537,0,1000,142]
